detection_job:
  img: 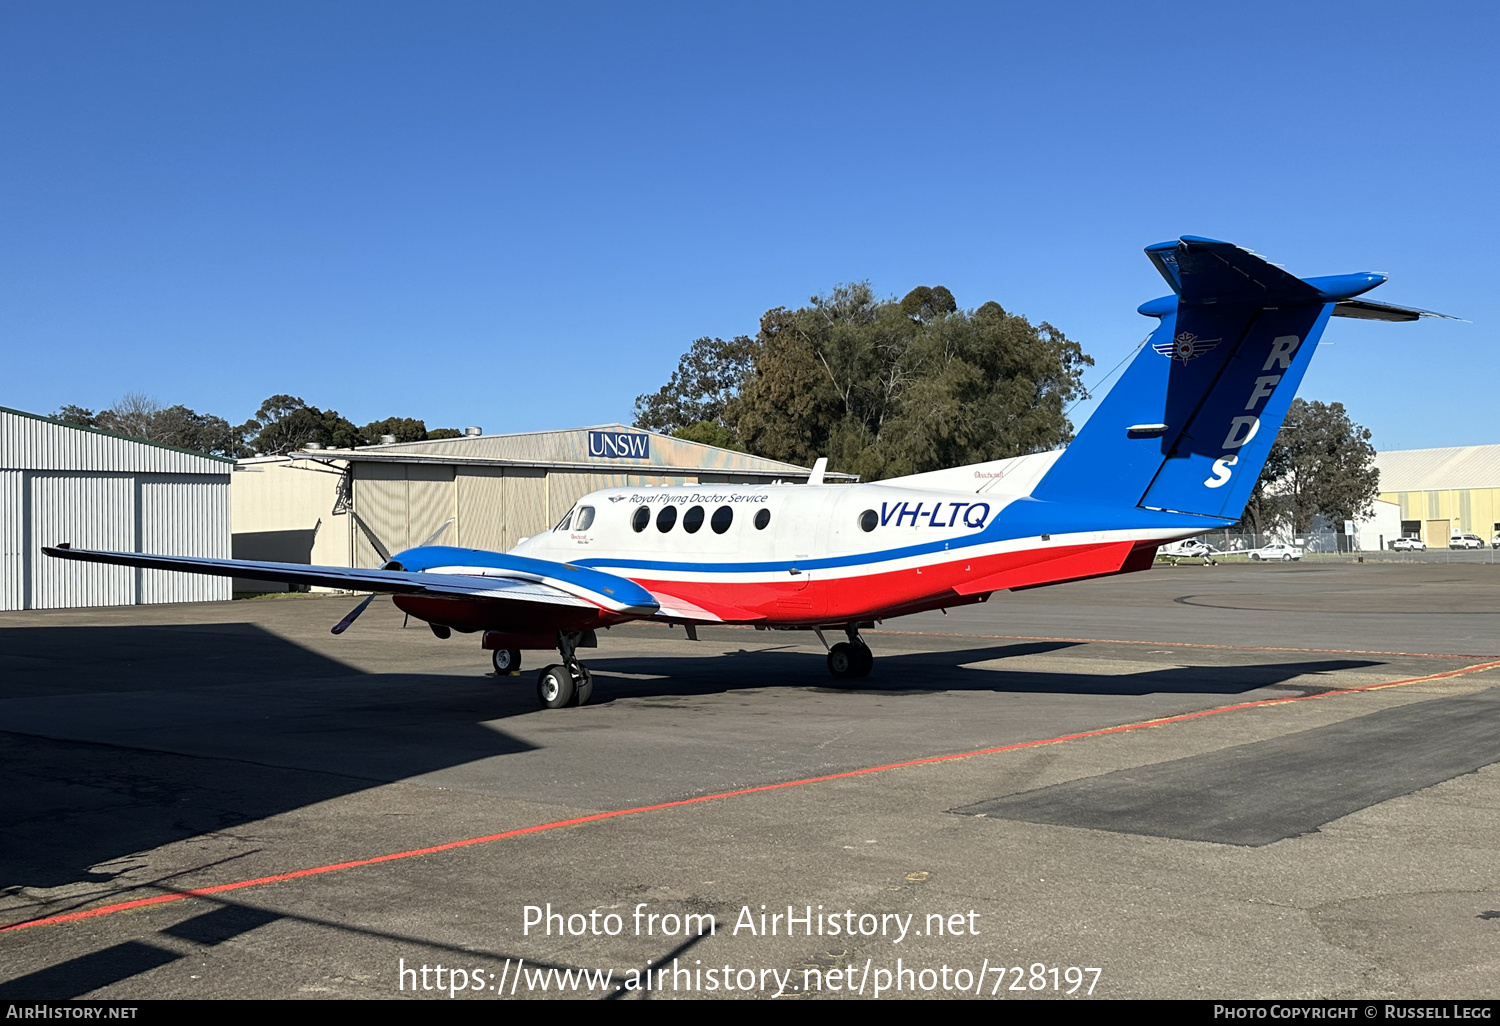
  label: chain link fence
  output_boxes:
[1166,528,1500,564]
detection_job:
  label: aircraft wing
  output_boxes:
[41,545,658,614]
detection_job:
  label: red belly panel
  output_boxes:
[635,540,1137,626]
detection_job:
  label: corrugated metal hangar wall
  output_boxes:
[1375,445,1500,546]
[337,424,847,568]
[232,425,843,579]
[347,462,709,567]
[1,407,233,610]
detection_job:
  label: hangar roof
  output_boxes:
[1375,445,1500,492]
[295,424,858,481]
[1,405,234,474]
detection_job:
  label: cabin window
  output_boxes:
[631,507,650,532]
[657,505,678,532]
[754,508,771,530]
[683,505,705,534]
[554,507,574,532]
[859,509,877,532]
[711,506,733,534]
[576,506,595,530]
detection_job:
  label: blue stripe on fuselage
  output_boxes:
[570,500,1228,575]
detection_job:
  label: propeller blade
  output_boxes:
[417,518,455,548]
[331,593,377,635]
[350,510,392,563]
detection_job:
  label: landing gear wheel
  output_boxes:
[536,664,575,709]
[849,642,873,678]
[492,648,522,675]
[827,642,862,682]
[570,664,594,707]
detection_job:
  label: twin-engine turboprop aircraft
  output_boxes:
[47,237,1450,708]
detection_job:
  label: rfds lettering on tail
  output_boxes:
[45,236,1455,709]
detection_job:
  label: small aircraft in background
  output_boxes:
[48,237,1449,708]
[1158,539,1218,564]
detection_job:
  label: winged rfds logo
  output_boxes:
[1152,331,1221,365]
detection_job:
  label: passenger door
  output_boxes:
[771,492,829,616]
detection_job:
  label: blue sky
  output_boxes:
[2,2,1494,450]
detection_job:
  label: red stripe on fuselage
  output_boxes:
[639,540,1138,626]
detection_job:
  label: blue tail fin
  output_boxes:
[1034,236,1393,521]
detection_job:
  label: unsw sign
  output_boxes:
[588,431,651,459]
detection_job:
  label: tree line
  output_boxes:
[51,393,463,458]
[635,281,1380,533]
[634,282,1094,482]
[1239,398,1380,538]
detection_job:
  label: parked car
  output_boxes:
[1391,537,1427,551]
[1492,534,1500,550]
[1248,544,1303,561]
[1451,534,1485,550]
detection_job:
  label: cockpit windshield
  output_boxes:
[553,507,575,532]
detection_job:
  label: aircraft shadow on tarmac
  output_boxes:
[579,641,1382,701]
[0,623,1380,906]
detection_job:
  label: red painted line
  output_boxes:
[868,628,1488,661]
[7,657,1500,935]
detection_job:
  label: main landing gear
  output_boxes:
[535,631,594,709]
[826,624,874,682]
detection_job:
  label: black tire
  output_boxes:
[827,642,858,681]
[849,642,874,678]
[536,664,575,709]
[571,665,594,707]
[1282,553,1292,561]
[492,648,522,675]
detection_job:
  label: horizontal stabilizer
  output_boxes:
[1332,299,1462,322]
[1147,237,1322,305]
[1147,238,1390,306]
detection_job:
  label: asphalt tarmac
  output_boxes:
[2,561,1499,1000]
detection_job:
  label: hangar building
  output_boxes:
[1,406,233,610]
[233,424,847,590]
[1375,445,1500,546]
